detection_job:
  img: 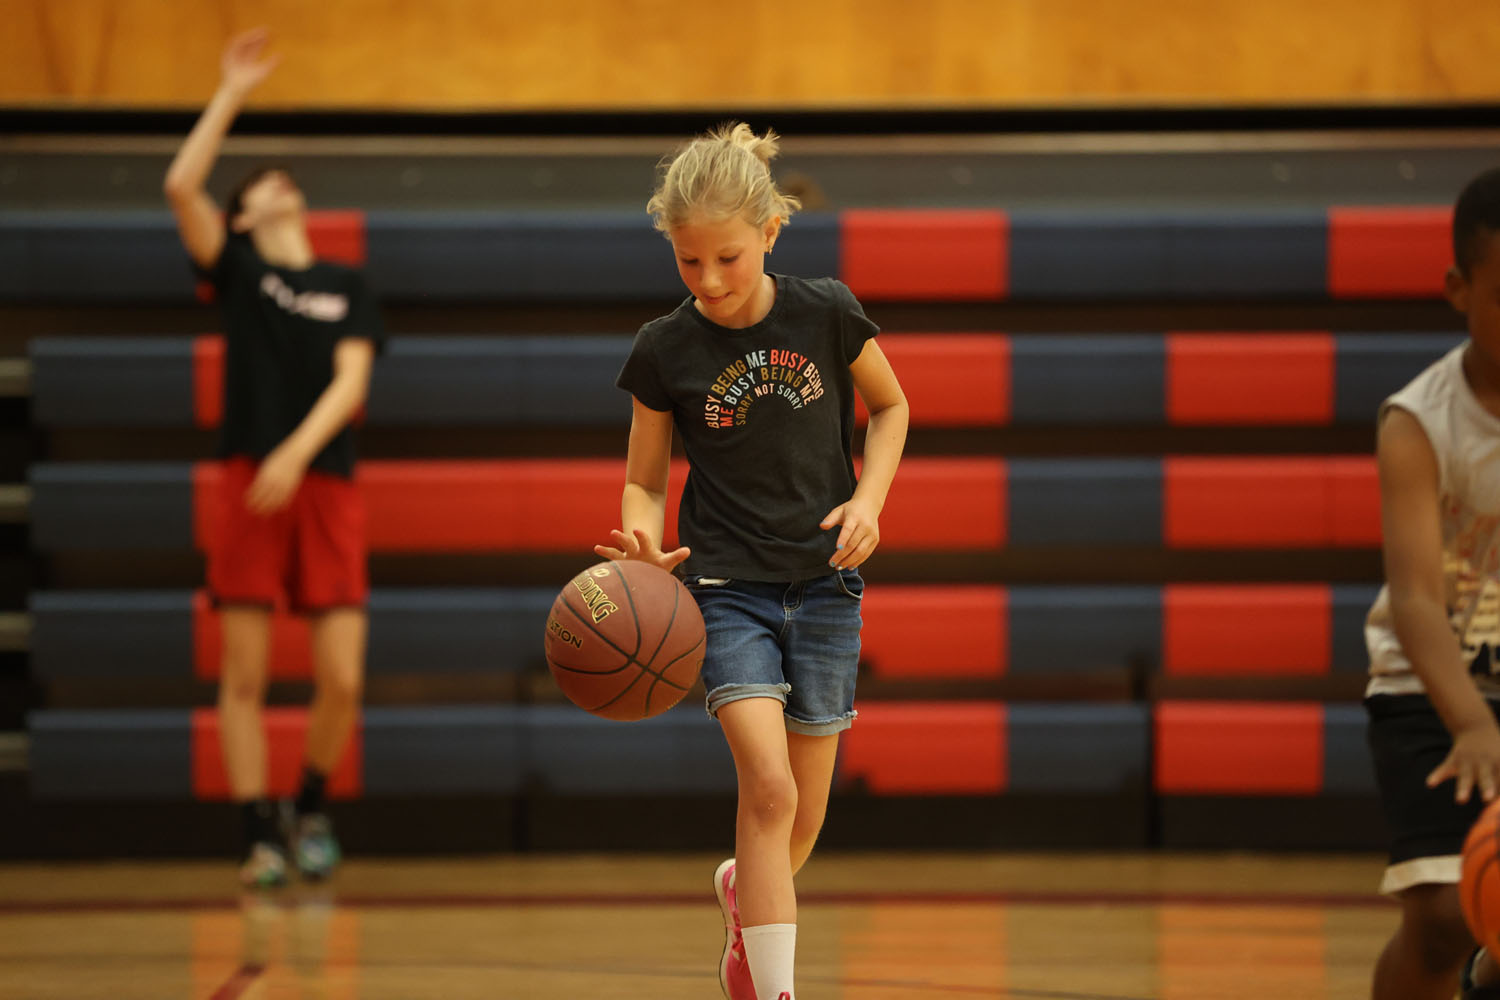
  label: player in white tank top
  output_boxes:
[1366,342,1500,701]
[1366,166,1500,1000]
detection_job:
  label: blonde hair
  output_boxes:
[647,123,801,234]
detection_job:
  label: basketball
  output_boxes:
[1462,798,1500,950]
[543,560,706,721]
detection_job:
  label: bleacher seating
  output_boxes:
[27,455,1382,553]
[28,704,736,799]
[28,583,1380,682]
[16,197,1456,828]
[0,205,1453,302]
[30,332,1460,428]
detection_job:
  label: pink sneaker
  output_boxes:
[714,858,754,1000]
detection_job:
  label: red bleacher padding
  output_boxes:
[191,707,362,800]
[1327,206,1450,299]
[1165,333,1334,425]
[1155,701,1322,795]
[839,702,1006,794]
[192,458,998,553]
[874,457,1007,550]
[192,592,314,681]
[860,586,1008,679]
[841,210,1008,301]
[193,336,224,429]
[1163,456,1378,548]
[1162,585,1331,676]
[305,210,368,267]
[1327,459,1382,546]
[862,334,1011,426]
[363,460,646,551]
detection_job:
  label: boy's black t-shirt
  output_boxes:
[197,235,385,478]
[616,274,879,581]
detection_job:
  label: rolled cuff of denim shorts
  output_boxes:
[785,709,858,736]
[706,682,792,717]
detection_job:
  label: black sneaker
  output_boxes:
[1463,949,1500,999]
[290,812,342,881]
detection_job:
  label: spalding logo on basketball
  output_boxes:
[544,560,706,721]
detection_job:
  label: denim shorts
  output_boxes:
[682,569,863,736]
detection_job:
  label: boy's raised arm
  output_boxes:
[164,28,278,269]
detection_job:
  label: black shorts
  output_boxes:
[1366,693,1500,894]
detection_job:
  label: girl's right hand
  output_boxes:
[594,528,691,573]
[221,28,279,95]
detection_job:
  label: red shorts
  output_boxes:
[207,457,368,612]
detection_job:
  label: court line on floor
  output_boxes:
[0,886,1395,915]
[205,963,263,1000]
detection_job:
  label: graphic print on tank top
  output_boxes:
[703,347,827,429]
[1448,511,1500,678]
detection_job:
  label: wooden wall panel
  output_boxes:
[1,0,1498,110]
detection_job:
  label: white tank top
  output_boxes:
[1366,343,1500,698]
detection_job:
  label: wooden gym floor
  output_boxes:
[0,853,1395,999]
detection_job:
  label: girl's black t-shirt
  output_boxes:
[616,274,879,581]
[197,235,385,478]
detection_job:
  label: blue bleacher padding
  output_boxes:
[28,463,194,550]
[1008,587,1162,673]
[28,709,191,798]
[1007,703,1150,794]
[0,212,190,301]
[364,211,841,302]
[362,706,526,795]
[27,705,733,799]
[29,591,195,680]
[363,211,675,300]
[29,333,1467,429]
[766,213,842,287]
[29,459,1196,552]
[0,211,848,304]
[30,338,196,426]
[29,589,554,679]
[372,336,632,425]
[1010,334,1164,423]
[1007,459,1163,546]
[1333,334,1465,423]
[1009,210,1328,299]
[366,589,553,674]
[1322,703,1377,794]
[1331,584,1382,673]
[25,702,1375,800]
[528,704,735,794]
[3,209,1370,305]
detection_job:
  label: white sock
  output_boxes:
[741,923,796,1000]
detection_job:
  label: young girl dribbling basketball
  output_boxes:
[594,124,908,1000]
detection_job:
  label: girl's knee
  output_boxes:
[218,665,266,706]
[791,799,827,842]
[740,764,798,827]
[316,663,363,706]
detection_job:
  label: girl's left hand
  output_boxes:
[820,497,880,569]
